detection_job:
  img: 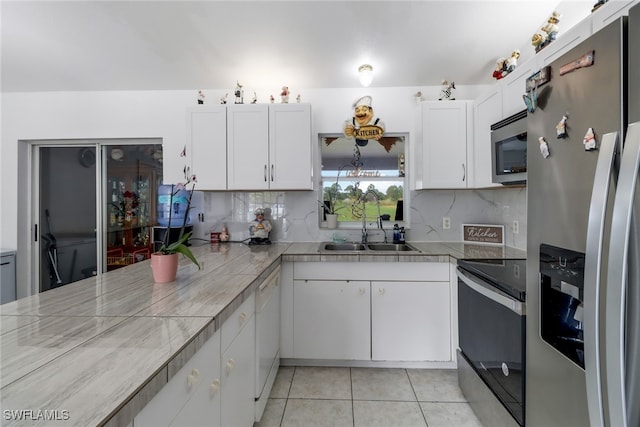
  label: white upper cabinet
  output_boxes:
[534,14,593,69]
[419,100,473,189]
[591,0,637,33]
[268,103,313,190]
[473,88,503,188]
[186,106,227,190]
[227,103,312,191]
[500,57,536,119]
[227,104,270,190]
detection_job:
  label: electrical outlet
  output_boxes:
[443,217,451,230]
[513,220,519,234]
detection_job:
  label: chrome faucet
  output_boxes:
[359,185,387,244]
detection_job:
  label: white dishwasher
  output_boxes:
[255,265,281,422]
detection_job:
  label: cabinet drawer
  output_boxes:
[294,262,449,282]
[221,293,255,352]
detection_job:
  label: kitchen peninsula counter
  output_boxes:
[0,243,287,427]
[0,241,524,426]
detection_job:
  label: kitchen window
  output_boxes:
[319,133,408,228]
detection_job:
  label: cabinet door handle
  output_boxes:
[271,164,274,182]
[187,368,200,387]
[359,287,366,295]
[210,378,221,395]
[264,165,267,182]
[226,358,236,373]
[239,311,247,324]
[462,163,466,182]
[378,287,385,296]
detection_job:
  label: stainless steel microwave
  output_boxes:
[491,110,527,185]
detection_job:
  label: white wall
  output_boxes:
[1,84,527,295]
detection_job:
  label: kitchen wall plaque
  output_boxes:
[463,224,505,245]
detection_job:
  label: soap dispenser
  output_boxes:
[399,227,406,243]
[393,224,400,244]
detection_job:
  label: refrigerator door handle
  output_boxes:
[605,121,640,427]
[584,131,620,427]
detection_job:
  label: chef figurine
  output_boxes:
[249,208,272,244]
[220,225,230,242]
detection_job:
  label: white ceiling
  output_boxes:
[1,0,595,93]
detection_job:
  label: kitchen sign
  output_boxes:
[463,224,505,245]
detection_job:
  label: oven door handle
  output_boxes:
[457,268,525,316]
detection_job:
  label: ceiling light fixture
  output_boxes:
[358,64,373,87]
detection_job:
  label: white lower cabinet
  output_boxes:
[371,281,451,362]
[135,294,257,427]
[134,330,221,427]
[287,262,454,364]
[221,294,256,427]
[293,280,370,360]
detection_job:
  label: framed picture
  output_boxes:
[462,224,505,246]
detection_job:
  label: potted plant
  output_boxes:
[151,170,200,283]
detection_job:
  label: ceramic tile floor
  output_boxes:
[255,367,483,427]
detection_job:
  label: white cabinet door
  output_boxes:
[269,104,312,190]
[187,106,227,190]
[420,101,471,189]
[473,88,503,189]
[221,313,255,427]
[170,332,222,427]
[293,280,370,360]
[500,57,536,118]
[135,331,221,427]
[227,104,269,190]
[371,281,452,362]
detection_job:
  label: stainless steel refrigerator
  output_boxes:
[526,10,640,427]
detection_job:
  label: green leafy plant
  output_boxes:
[157,170,200,269]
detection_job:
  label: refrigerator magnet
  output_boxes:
[583,127,597,150]
[556,114,568,138]
[539,137,550,158]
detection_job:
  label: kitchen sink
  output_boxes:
[319,242,419,252]
[366,243,419,252]
[320,242,367,251]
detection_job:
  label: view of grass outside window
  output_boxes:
[320,134,407,225]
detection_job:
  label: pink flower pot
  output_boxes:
[150,253,179,283]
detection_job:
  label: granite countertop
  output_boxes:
[283,241,526,261]
[0,240,524,426]
[0,243,288,427]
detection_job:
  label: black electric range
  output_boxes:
[457,258,527,301]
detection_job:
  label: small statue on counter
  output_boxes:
[438,80,456,100]
[220,225,230,242]
[249,208,272,245]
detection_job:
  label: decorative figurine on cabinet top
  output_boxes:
[438,80,456,100]
[533,11,561,52]
[251,91,258,104]
[197,90,205,104]
[343,95,385,147]
[249,208,272,245]
[220,93,228,104]
[492,49,520,80]
[234,81,244,104]
[281,86,290,103]
[542,11,561,42]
